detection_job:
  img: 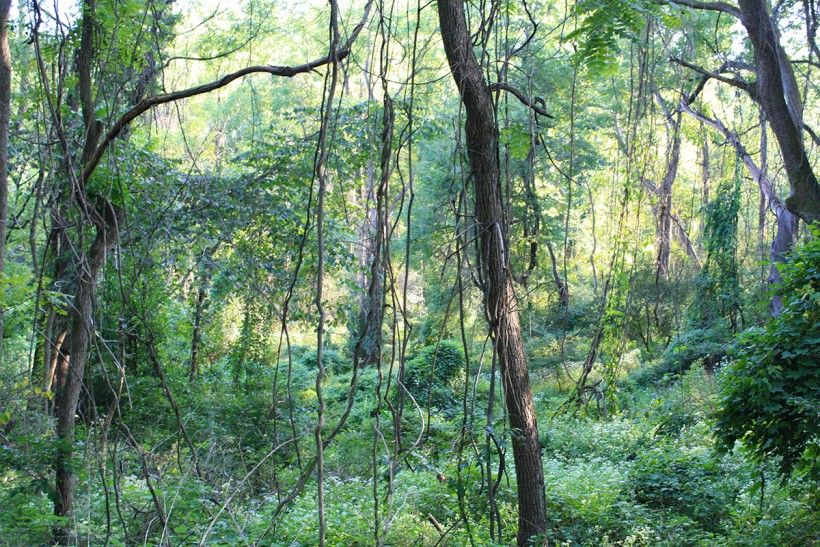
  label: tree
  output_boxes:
[670,0,820,223]
[680,99,797,314]
[436,0,547,543]
[28,0,374,539]
[0,0,10,356]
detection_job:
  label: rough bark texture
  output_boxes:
[0,0,11,352]
[356,97,392,368]
[737,0,820,223]
[53,205,122,541]
[52,2,125,539]
[189,280,207,381]
[437,1,547,543]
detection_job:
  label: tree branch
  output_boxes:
[81,0,374,184]
[665,0,741,18]
[671,57,756,101]
[488,82,553,118]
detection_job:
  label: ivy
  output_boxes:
[715,225,820,477]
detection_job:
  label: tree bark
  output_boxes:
[356,97,392,367]
[0,0,11,356]
[189,279,207,381]
[736,0,820,223]
[653,95,682,281]
[436,1,547,543]
[53,206,122,542]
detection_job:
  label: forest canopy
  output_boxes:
[0,0,818,545]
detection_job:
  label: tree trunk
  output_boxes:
[767,204,797,314]
[53,209,121,543]
[358,95,394,367]
[436,1,547,543]
[737,0,820,223]
[0,0,11,355]
[189,279,207,381]
[655,111,681,281]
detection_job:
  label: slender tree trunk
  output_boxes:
[189,280,207,381]
[437,1,547,543]
[652,92,682,281]
[546,241,569,308]
[357,162,386,367]
[655,116,681,281]
[0,0,11,356]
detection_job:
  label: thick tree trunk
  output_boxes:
[0,0,11,355]
[737,0,820,223]
[436,1,547,543]
[767,205,797,314]
[53,209,121,542]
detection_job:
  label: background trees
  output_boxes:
[0,0,817,545]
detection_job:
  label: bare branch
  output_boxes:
[488,82,553,118]
[81,0,374,183]
[804,123,820,147]
[665,0,741,18]
[671,57,756,101]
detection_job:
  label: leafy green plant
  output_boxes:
[715,228,820,477]
[402,340,465,411]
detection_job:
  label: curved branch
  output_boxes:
[81,0,374,183]
[665,0,741,18]
[671,57,756,101]
[488,82,553,118]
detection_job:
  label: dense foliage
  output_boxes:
[0,0,818,545]
[716,226,820,478]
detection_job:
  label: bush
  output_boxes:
[662,325,731,375]
[402,340,464,411]
[297,347,350,375]
[627,443,738,531]
[715,229,820,477]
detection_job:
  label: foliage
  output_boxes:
[566,0,660,74]
[693,174,742,330]
[402,340,465,411]
[2,0,819,544]
[715,229,820,477]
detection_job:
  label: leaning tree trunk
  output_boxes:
[681,101,797,315]
[436,1,547,543]
[737,0,820,223]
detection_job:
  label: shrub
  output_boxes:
[402,340,464,411]
[297,347,350,376]
[627,443,738,531]
[715,229,820,477]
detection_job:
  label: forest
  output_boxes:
[0,0,818,544]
